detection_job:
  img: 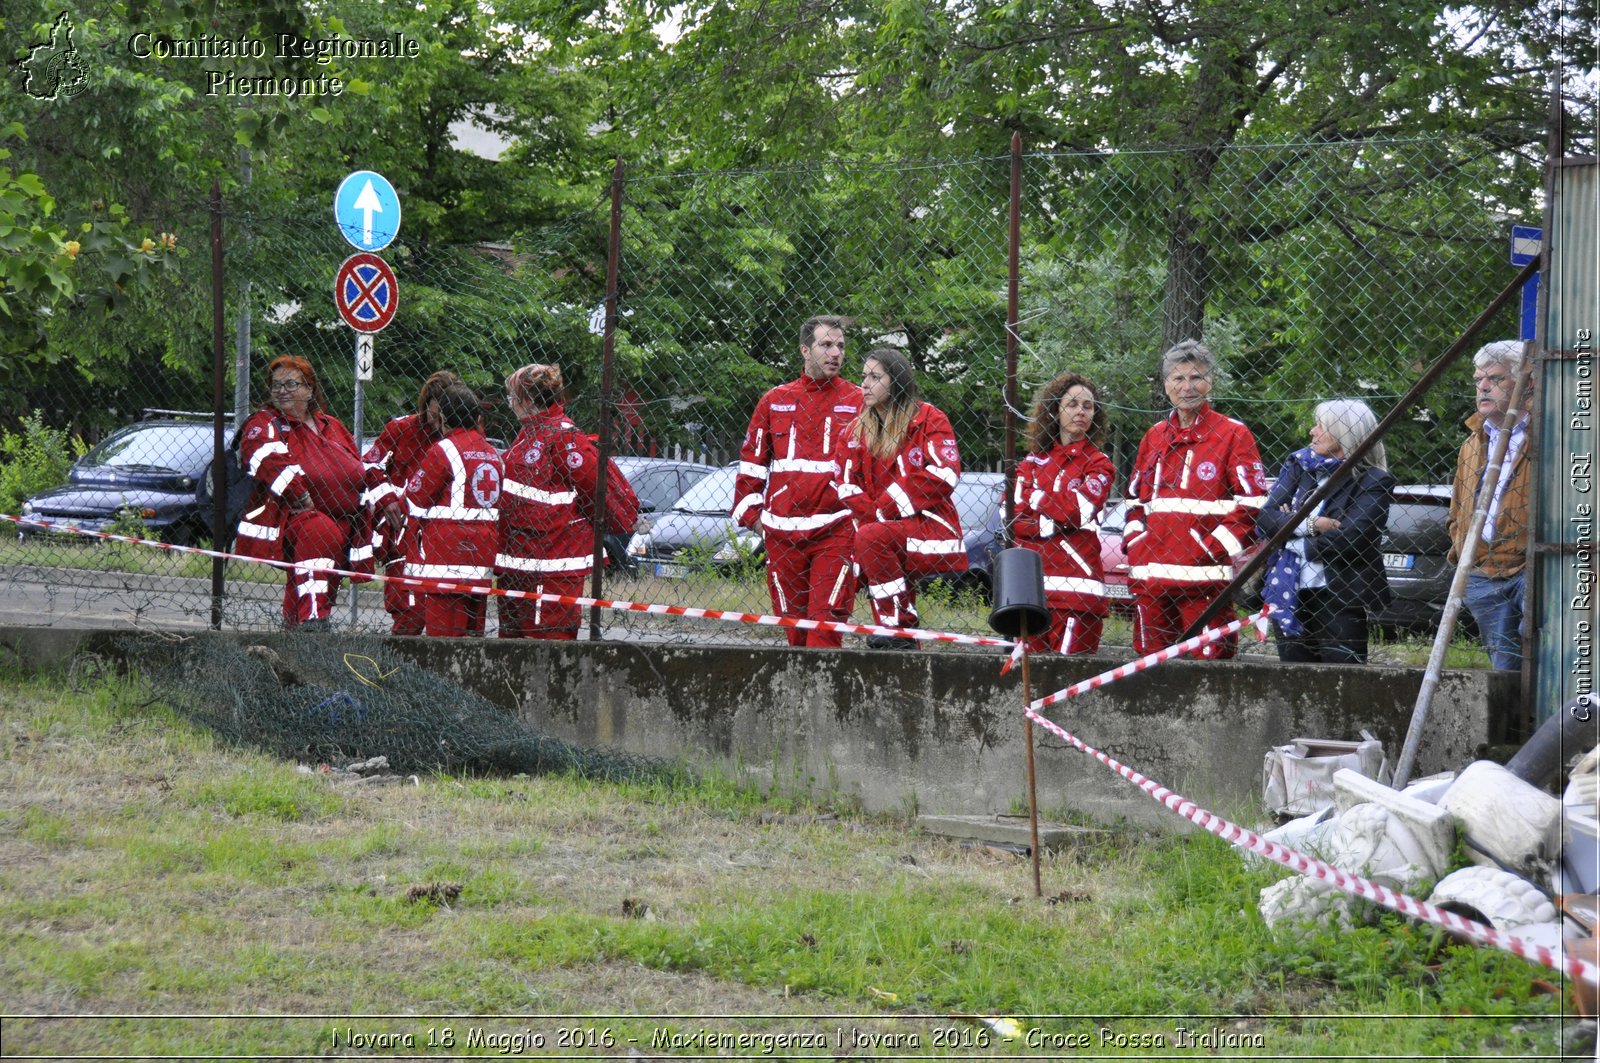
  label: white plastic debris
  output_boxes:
[1263,736,1386,818]
[1438,761,1563,881]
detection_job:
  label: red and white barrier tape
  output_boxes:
[1023,684,1599,989]
[0,514,1014,649]
[1027,606,1273,712]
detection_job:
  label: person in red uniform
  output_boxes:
[361,370,462,635]
[1013,372,1116,655]
[403,384,502,637]
[731,315,862,648]
[496,363,603,640]
[840,348,968,649]
[235,355,376,630]
[1123,340,1268,659]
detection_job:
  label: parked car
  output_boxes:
[19,412,247,546]
[604,456,716,574]
[1376,483,1472,636]
[628,466,1006,584]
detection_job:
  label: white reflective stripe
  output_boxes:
[413,505,498,521]
[822,416,832,455]
[504,479,578,505]
[494,553,591,573]
[827,561,850,607]
[1236,494,1267,509]
[738,461,769,480]
[761,509,849,532]
[1076,492,1095,525]
[294,556,337,570]
[361,483,395,506]
[772,570,789,613]
[1189,528,1212,556]
[269,464,303,496]
[236,521,279,542]
[869,577,908,598]
[926,463,958,487]
[1029,488,1044,510]
[348,545,374,562]
[440,439,468,511]
[771,458,839,475]
[296,579,330,597]
[1038,515,1057,537]
[1060,616,1077,655]
[247,440,289,476]
[837,483,863,499]
[888,482,915,518]
[731,493,763,524]
[907,537,964,555]
[1180,450,1193,489]
[407,562,495,581]
[1146,497,1237,516]
[1043,576,1105,596]
[1058,537,1091,574]
[1236,464,1251,492]
[1123,520,1145,538]
[1129,562,1232,582]
[753,427,764,458]
[1212,526,1243,557]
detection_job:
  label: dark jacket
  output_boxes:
[1255,461,1395,613]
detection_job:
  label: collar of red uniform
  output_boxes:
[525,403,568,425]
[798,373,847,394]
[1165,402,1217,439]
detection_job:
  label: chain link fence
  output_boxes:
[0,138,1535,653]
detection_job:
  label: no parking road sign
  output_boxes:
[335,252,399,333]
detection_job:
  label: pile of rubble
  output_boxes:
[1255,700,1600,1040]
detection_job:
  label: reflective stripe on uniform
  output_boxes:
[771,458,839,475]
[504,479,577,505]
[1146,497,1236,516]
[1129,562,1232,582]
[760,509,849,532]
[907,537,964,555]
[494,553,591,573]
[407,562,495,581]
[1044,576,1105,596]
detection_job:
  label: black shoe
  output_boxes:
[866,635,918,650]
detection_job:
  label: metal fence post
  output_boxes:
[589,155,626,641]
[209,176,227,631]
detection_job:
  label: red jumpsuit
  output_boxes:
[496,405,602,640]
[362,414,439,635]
[404,428,503,637]
[235,408,375,627]
[732,375,862,647]
[841,403,968,633]
[1124,404,1267,658]
[1013,440,1115,654]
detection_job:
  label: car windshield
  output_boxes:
[953,477,1001,530]
[80,424,215,474]
[672,468,737,514]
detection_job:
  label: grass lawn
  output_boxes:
[0,661,1575,1059]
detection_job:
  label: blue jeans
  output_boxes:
[1464,572,1525,671]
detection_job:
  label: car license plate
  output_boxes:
[1383,553,1414,570]
[1106,583,1131,599]
[653,562,688,579]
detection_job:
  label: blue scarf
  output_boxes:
[1264,448,1344,639]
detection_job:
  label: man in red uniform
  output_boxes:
[404,385,503,637]
[362,370,462,634]
[1123,340,1268,659]
[731,316,862,648]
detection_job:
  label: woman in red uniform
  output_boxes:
[362,370,462,634]
[840,348,968,649]
[1013,372,1115,654]
[403,384,502,637]
[496,363,604,640]
[235,355,375,629]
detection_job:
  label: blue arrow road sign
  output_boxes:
[334,170,401,251]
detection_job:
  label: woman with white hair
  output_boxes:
[1255,398,1395,663]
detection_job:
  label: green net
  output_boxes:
[116,631,679,783]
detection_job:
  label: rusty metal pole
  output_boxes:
[589,156,625,641]
[209,176,227,630]
[1021,621,1042,898]
[1003,132,1022,539]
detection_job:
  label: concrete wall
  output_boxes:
[3,626,1517,829]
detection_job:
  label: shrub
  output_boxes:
[0,410,84,516]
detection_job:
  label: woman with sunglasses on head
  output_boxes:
[839,348,968,649]
[235,355,376,630]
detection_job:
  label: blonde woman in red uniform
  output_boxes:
[496,363,605,640]
[403,385,503,637]
[235,355,375,629]
[840,348,968,649]
[1013,373,1115,654]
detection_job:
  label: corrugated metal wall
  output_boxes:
[1532,157,1598,724]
